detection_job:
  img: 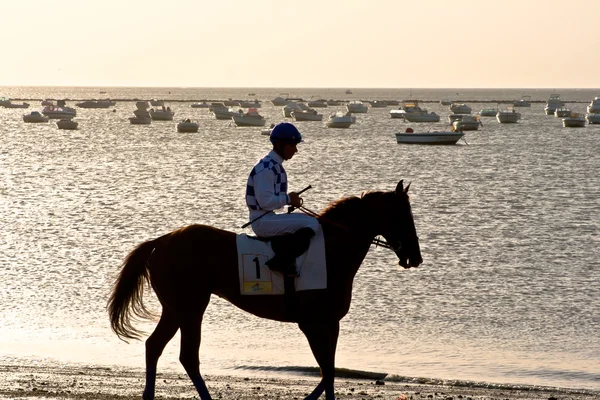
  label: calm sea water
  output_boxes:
[0,87,599,392]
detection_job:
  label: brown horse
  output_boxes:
[108,180,422,400]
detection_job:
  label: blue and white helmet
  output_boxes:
[269,122,303,144]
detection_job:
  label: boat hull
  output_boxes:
[56,120,78,130]
[395,132,464,145]
[496,113,521,123]
[177,123,200,133]
[562,118,586,127]
[586,114,600,124]
[291,112,323,121]
[403,113,440,123]
[232,116,266,127]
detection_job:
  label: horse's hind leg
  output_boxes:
[178,296,212,399]
[299,321,340,400]
[143,308,179,400]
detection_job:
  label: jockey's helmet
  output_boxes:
[269,122,303,144]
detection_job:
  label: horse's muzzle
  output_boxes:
[396,240,423,269]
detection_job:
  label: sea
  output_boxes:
[0,87,599,393]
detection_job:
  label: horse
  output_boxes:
[108,180,423,400]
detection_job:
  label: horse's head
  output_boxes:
[370,180,423,269]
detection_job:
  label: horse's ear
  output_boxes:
[404,182,411,193]
[395,180,404,194]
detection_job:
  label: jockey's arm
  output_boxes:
[253,169,290,211]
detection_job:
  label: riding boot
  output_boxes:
[266,228,316,276]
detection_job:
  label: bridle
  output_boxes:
[296,205,401,252]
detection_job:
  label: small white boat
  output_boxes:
[271,96,289,106]
[232,108,266,127]
[562,113,586,128]
[56,118,78,130]
[389,100,423,119]
[496,107,521,123]
[23,111,49,123]
[544,94,564,115]
[42,101,77,119]
[239,100,262,108]
[150,106,175,121]
[554,107,571,118]
[403,111,440,123]
[261,123,276,135]
[326,111,356,128]
[213,107,241,120]
[513,95,531,107]
[395,128,464,145]
[586,113,600,124]
[586,97,600,113]
[1,98,30,108]
[452,115,482,131]
[440,99,452,105]
[368,100,388,108]
[450,103,472,114]
[307,99,328,108]
[75,100,115,108]
[191,102,211,108]
[345,89,352,94]
[291,109,323,121]
[283,102,310,118]
[177,119,200,133]
[479,107,498,117]
[448,114,465,124]
[346,101,369,113]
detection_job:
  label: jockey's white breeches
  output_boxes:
[250,211,321,238]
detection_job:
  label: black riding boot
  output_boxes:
[266,228,316,276]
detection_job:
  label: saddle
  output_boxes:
[262,227,316,277]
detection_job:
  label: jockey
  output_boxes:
[246,122,320,274]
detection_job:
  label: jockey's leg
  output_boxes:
[254,213,321,275]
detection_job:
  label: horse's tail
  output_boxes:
[107,238,160,342]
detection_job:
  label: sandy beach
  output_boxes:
[0,364,598,400]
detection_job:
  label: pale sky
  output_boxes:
[3,0,599,88]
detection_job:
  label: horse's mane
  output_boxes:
[319,191,387,220]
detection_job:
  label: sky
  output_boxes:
[2,0,599,88]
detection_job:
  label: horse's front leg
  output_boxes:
[299,320,340,400]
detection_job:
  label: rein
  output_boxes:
[297,205,399,252]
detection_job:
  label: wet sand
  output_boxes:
[1,364,598,400]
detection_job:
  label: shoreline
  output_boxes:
[1,364,598,400]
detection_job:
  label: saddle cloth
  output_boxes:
[236,228,327,295]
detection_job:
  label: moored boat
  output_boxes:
[23,111,49,123]
[150,106,175,121]
[56,118,79,130]
[232,108,266,127]
[449,103,472,114]
[586,96,600,113]
[496,106,521,123]
[395,128,464,145]
[291,109,323,122]
[586,113,600,124]
[346,101,369,113]
[562,113,586,127]
[177,119,200,133]
[544,94,564,115]
[452,115,482,131]
[326,111,356,128]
